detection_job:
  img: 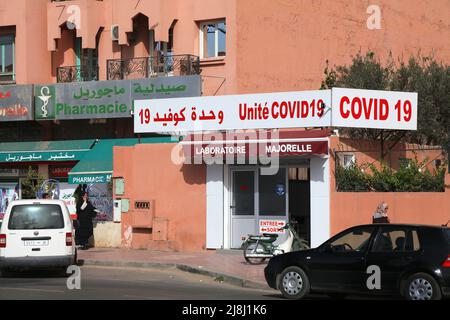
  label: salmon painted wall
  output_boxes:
[114,143,207,252]
[4,0,450,91]
[0,0,52,84]
[234,0,450,93]
[51,29,78,81]
[329,136,450,236]
[334,137,445,171]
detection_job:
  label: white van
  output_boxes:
[0,199,76,272]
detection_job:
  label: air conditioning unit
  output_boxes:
[111,25,119,41]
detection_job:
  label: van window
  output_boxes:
[8,204,64,230]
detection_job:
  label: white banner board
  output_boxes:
[331,88,418,130]
[134,88,418,133]
[134,90,331,133]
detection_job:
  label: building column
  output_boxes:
[310,156,330,248]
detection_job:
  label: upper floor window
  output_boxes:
[0,35,15,83]
[200,20,226,59]
[338,153,355,168]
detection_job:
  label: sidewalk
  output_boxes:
[77,248,270,289]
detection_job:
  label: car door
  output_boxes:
[308,226,376,292]
[365,226,422,294]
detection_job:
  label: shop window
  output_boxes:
[199,20,226,59]
[232,171,255,216]
[259,168,286,217]
[343,154,355,168]
[288,167,309,181]
[434,159,442,169]
[0,34,15,83]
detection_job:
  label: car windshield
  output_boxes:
[327,227,374,253]
[8,204,64,230]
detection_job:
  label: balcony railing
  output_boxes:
[57,65,99,83]
[106,54,201,80]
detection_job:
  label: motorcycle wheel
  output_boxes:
[243,243,267,265]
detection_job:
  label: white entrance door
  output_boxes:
[230,167,289,248]
[257,168,289,245]
[230,169,257,248]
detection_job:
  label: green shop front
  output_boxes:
[0,76,201,231]
[0,139,94,216]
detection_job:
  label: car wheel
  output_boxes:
[278,266,310,300]
[403,273,442,300]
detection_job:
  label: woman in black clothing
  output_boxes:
[76,192,98,250]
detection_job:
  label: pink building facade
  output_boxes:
[0,0,449,249]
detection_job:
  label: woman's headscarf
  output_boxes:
[373,201,388,218]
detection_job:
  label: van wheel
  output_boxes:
[278,266,310,300]
[403,273,442,300]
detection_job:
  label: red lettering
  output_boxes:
[317,99,324,117]
[380,99,389,120]
[239,103,247,120]
[351,97,362,119]
[362,98,373,120]
[279,101,288,119]
[340,96,350,119]
[301,101,309,118]
[271,101,279,119]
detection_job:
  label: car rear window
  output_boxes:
[8,204,64,230]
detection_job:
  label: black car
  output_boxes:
[265,224,450,300]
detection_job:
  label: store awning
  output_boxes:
[181,129,331,163]
[0,140,96,163]
[68,137,177,184]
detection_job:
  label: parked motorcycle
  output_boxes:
[242,222,310,264]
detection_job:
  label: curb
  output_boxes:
[80,259,269,290]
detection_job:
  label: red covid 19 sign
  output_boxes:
[331,88,418,130]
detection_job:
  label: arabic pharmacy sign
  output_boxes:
[0,84,33,122]
[134,88,418,133]
[34,75,201,120]
[0,150,87,163]
[134,90,332,133]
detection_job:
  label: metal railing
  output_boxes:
[106,54,201,80]
[56,65,99,83]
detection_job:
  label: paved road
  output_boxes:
[0,265,283,300]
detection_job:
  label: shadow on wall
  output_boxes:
[310,158,326,183]
[179,164,206,185]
